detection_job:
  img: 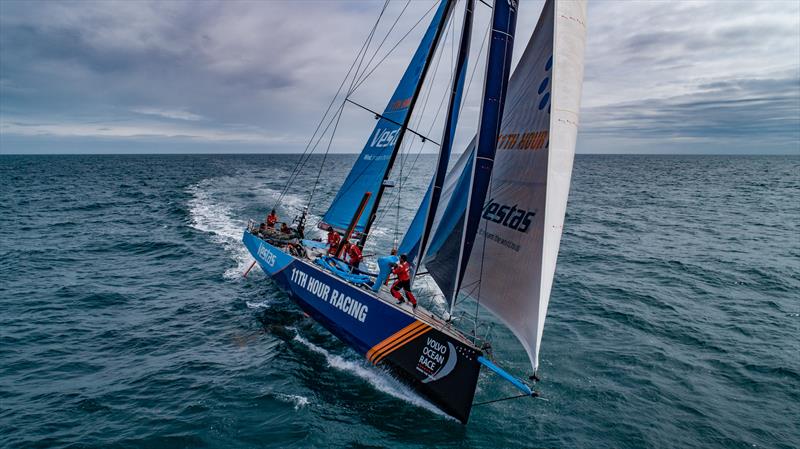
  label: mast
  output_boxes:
[448,0,518,310]
[412,0,475,278]
[359,0,457,247]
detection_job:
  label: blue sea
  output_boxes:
[1,154,798,449]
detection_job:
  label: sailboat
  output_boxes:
[242,0,586,423]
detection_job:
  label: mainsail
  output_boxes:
[320,0,454,235]
[423,0,588,374]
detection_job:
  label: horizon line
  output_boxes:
[1,152,798,156]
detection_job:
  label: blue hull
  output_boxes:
[243,231,482,423]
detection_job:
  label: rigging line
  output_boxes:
[283,1,391,210]
[350,0,439,94]
[308,99,347,208]
[275,0,391,208]
[279,1,389,204]
[457,19,490,122]
[401,11,458,179]
[313,0,447,231]
[380,15,487,230]
[473,4,517,336]
[382,12,487,241]
[301,101,347,205]
[344,99,440,145]
[473,393,535,407]
[352,0,413,89]
[370,21,453,229]
[395,15,450,184]
[345,2,385,98]
[446,14,491,311]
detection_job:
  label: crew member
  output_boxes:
[327,227,341,256]
[266,209,278,228]
[390,254,416,308]
[347,242,363,270]
[280,223,292,235]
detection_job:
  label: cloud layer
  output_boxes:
[1,0,798,154]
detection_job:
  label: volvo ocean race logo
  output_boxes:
[257,242,277,267]
[417,337,457,383]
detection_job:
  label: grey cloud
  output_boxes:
[1,0,798,154]
[580,71,800,153]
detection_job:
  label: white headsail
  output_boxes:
[408,0,586,374]
[426,0,585,375]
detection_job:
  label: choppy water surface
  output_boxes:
[1,154,798,448]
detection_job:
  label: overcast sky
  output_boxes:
[1,0,798,155]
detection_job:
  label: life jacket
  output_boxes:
[267,213,278,227]
[392,260,411,281]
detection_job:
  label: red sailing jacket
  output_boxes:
[392,261,411,282]
[348,245,363,264]
[327,231,341,247]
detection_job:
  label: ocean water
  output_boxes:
[0,154,797,449]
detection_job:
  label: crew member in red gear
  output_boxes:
[326,228,341,256]
[347,242,363,270]
[266,209,278,228]
[390,254,416,308]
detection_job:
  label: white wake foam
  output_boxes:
[275,393,310,410]
[292,334,453,420]
[187,181,252,279]
[245,300,272,310]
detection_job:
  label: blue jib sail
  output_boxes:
[320,0,451,234]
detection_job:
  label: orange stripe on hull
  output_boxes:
[366,321,425,363]
[372,325,431,365]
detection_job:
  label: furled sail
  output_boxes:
[320,0,454,235]
[423,0,587,373]
[399,0,474,270]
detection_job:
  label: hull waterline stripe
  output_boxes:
[366,321,426,362]
[372,325,432,365]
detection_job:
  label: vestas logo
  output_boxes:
[257,242,277,267]
[417,338,457,383]
[370,127,399,148]
[482,199,536,233]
